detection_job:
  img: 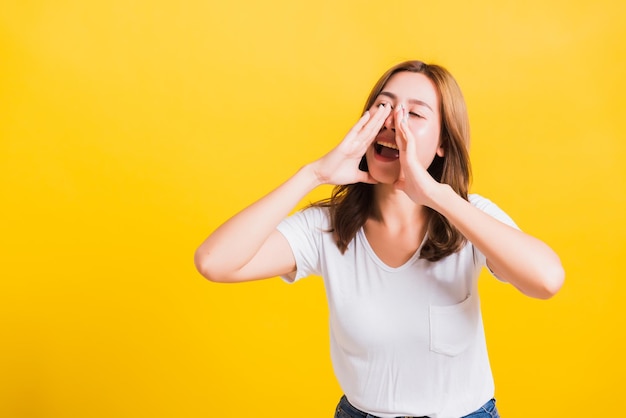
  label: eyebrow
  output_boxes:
[378,91,435,112]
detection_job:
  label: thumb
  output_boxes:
[394,167,407,191]
[394,178,405,191]
[357,172,379,185]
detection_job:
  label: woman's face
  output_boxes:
[365,71,443,184]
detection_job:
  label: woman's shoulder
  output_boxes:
[300,204,331,217]
[468,193,519,228]
[468,193,496,210]
[284,205,331,228]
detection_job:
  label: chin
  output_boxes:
[370,169,400,185]
[365,155,400,184]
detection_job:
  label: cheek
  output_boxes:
[409,120,438,136]
[411,124,429,136]
[409,123,441,162]
[409,123,440,147]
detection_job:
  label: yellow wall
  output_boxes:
[1,1,624,417]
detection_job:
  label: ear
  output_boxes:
[436,144,445,157]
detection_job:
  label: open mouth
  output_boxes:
[374,141,399,159]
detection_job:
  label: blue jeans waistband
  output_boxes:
[334,395,499,418]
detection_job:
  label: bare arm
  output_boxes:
[393,105,564,299]
[194,104,392,283]
[194,165,320,283]
[431,187,564,299]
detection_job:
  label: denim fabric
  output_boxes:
[334,395,500,418]
[460,398,499,418]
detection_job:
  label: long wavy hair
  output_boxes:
[314,60,472,262]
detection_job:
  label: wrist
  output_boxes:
[300,162,326,189]
[426,182,456,213]
[306,160,330,186]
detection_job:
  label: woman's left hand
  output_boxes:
[393,105,443,208]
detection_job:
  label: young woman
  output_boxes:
[194,60,564,418]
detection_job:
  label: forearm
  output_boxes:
[194,163,321,280]
[195,105,389,282]
[430,185,565,299]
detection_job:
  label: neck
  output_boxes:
[371,184,428,230]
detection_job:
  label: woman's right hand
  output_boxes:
[195,103,391,284]
[311,103,391,185]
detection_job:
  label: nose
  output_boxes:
[383,110,396,131]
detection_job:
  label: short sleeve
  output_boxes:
[275,206,327,283]
[469,194,521,280]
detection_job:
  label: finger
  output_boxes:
[398,165,406,182]
[355,171,379,185]
[393,177,405,192]
[396,107,424,182]
[344,104,389,157]
[398,106,417,155]
[395,104,409,152]
[374,101,393,120]
[360,103,391,139]
[346,110,372,137]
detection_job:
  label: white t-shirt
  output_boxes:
[276,194,518,418]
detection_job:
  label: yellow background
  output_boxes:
[1,1,625,417]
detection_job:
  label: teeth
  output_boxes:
[377,141,398,150]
